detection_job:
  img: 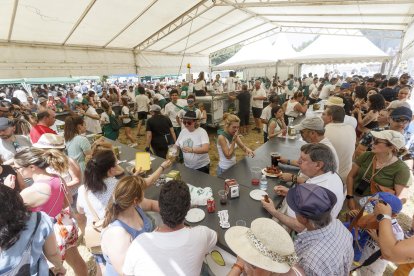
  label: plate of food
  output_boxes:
[185,208,205,223]
[249,189,268,201]
[262,167,282,177]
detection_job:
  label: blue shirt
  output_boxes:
[0,212,54,276]
[104,207,153,276]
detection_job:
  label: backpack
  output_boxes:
[109,114,122,130]
[1,212,41,276]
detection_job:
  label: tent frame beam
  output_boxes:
[176,15,256,53]
[104,0,159,48]
[261,13,414,17]
[158,7,237,52]
[198,25,280,54]
[62,0,97,45]
[271,20,406,26]
[280,26,402,39]
[7,0,19,41]
[134,0,214,51]
[216,0,414,7]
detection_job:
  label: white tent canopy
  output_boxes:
[214,33,298,70]
[283,32,390,64]
[0,0,413,77]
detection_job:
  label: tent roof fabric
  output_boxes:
[1,0,413,56]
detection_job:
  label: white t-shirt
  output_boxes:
[100,110,115,125]
[325,123,356,182]
[287,172,344,219]
[344,115,357,129]
[226,77,238,92]
[319,137,339,173]
[251,87,266,108]
[319,84,334,100]
[77,177,118,224]
[85,106,102,134]
[260,104,273,133]
[122,226,217,276]
[176,127,210,169]
[121,106,131,124]
[194,80,206,91]
[135,94,150,112]
[164,102,183,128]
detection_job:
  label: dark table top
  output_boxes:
[101,138,279,253]
[219,136,305,191]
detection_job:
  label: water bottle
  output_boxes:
[260,175,268,191]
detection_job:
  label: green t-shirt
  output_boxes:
[353,151,411,196]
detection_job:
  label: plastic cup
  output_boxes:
[218,190,228,205]
[250,167,261,185]
[236,220,246,227]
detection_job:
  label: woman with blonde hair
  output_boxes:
[101,176,158,275]
[216,113,254,176]
[13,147,88,276]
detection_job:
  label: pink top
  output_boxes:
[31,175,64,218]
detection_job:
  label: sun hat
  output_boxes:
[182,110,198,120]
[38,97,47,103]
[48,93,53,97]
[325,96,345,107]
[54,97,60,101]
[371,130,405,149]
[149,104,161,112]
[0,92,6,98]
[286,183,337,219]
[294,116,324,131]
[33,133,65,149]
[389,106,412,120]
[0,117,12,131]
[225,218,297,273]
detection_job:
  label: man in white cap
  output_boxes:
[322,105,356,183]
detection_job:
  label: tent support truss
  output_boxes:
[216,0,414,7]
[134,0,215,51]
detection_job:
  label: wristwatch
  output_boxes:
[376,214,392,222]
[346,195,354,200]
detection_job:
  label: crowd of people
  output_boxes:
[0,70,413,276]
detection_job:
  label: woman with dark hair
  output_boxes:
[353,85,368,109]
[354,93,386,135]
[64,115,92,172]
[194,71,207,96]
[0,185,66,275]
[284,91,308,122]
[267,105,287,140]
[77,150,171,274]
[101,176,158,275]
[100,100,119,141]
[120,97,137,147]
[13,147,87,276]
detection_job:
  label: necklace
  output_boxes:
[375,154,395,169]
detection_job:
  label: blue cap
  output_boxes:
[340,83,350,89]
[373,192,402,214]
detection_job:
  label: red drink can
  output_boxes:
[207,197,216,213]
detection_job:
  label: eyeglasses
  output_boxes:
[392,117,409,123]
[183,120,194,125]
[373,138,392,146]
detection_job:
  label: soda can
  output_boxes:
[207,197,216,213]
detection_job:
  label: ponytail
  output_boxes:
[84,150,116,193]
[42,149,68,173]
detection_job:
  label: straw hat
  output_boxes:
[33,133,65,149]
[325,96,344,107]
[225,218,297,273]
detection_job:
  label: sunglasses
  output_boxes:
[373,138,392,146]
[183,120,194,125]
[392,117,409,123]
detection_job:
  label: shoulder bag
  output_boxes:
[83,189,104,253]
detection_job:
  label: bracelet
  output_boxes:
[232,263,244,273]
[293,175,298,183]
[291,174,294,182]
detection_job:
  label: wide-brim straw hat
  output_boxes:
[325,96,345,107]
[33,133,65,149]
[225,218,297,273]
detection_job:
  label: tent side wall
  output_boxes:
[243,64,298,80]
[0,44,136,78]
[402,21,414,61]
[136,51,209,76]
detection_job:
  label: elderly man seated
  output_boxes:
[262,143,344,233]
